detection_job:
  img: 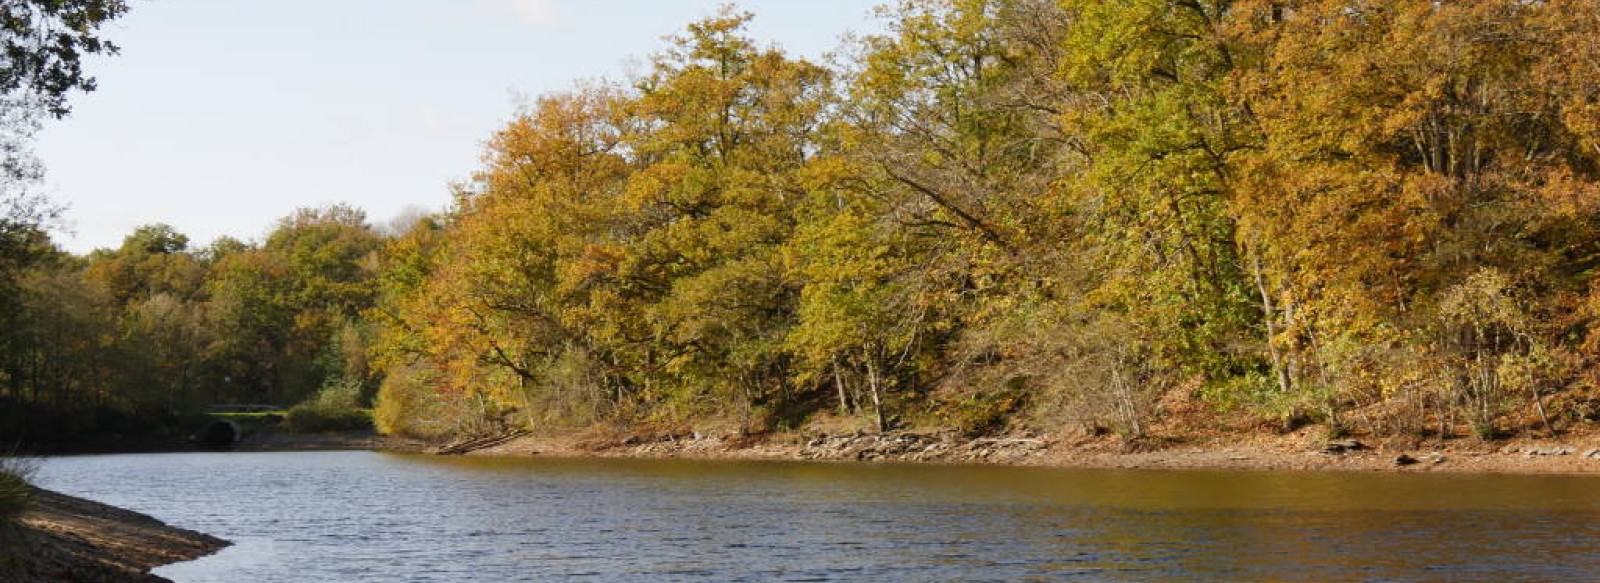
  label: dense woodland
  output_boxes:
[8,0,1600,444]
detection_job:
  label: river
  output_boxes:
[33,451,1600,582]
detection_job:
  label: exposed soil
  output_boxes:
[0,488,228,583]
[464,424,1600,475]
[452,386,1600,474]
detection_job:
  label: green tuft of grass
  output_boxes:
[209,411,288,420]
[285,407,373,433]
[0,455,36,522]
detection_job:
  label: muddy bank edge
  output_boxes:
[1,488,228,583]
[452,429,1600,475]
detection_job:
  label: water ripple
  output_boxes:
[30,451,1600,582]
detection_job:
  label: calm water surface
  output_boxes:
[34,451,1600,582]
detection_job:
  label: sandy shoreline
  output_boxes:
[31,426,1600,474]
[458,428,1600,475]
[0,488,228,583]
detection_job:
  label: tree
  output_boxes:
[84,223,204,306]
[0,0,127,410]
[786,196,947,432]
[1224,0,1600,434]
[844,0,1069,256]
[0,0,127,117]
[828,0,1124,433]
[1054,0,1264,391]
[204,247,293,404]
[202,206,382,406]
[379,86,634,430]
[612,8,831,419]
[1,0,128,207]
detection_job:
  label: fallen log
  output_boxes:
[430,430,530,455]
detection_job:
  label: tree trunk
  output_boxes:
[1532,386,1555,436]
[865,357,887,433]
[1112,354,1143,439]
[1250,255,1293,395]
[833,359,851,416]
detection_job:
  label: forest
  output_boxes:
[7,0,1600,446]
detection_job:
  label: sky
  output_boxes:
[34,0,883,254]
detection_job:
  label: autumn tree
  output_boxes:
[609,9,831,422]
[84,223,204,305]
[368,11,840,436]
[1225,0,1600,435]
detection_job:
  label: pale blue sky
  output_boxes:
[36,0,882,253]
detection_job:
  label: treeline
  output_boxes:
[371,0,1600,440]
[11,0,1600,443]
[0,207,382,434]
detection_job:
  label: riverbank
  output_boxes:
[33,415,1599,475]
[30,428,425,456]
[462,425,1600,474]
[0,488,228,582]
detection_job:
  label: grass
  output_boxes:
[208,411,288,420]
[0,454,35,523]
[209,411,289,429]
[285,407,373,433]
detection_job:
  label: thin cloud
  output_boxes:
[418,105,443,132]
[494,0,563,29]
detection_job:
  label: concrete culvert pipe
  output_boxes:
[194,420,241,448]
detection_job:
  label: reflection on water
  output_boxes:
[34,451,1600,582]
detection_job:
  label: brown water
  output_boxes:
[35,451,1600,581]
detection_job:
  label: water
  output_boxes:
[33,451,1600,582]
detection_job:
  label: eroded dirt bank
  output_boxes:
[460,427,1600,475]
[0,488,228,583]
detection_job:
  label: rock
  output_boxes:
[1524,446,1576,457]
[1586,449,1600,459]
[1334,439,1366,451]
[1394,454,1419,466]
[1321,439,1366,455]
[1426,453,1446,465]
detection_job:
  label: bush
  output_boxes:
[374,364,461,439]
[372,363,512,440]
[933,387,1027,438]
[285,378,373,433]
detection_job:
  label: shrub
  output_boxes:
[374,363,467,439]
[285,378,373,433]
